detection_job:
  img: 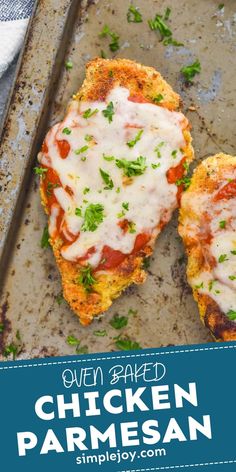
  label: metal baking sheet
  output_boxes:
[1,0,236,360]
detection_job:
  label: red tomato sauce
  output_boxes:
[42,167,61,208]
[94,233,150,271]
[166,157,186,205]
[41,141,48,154]
[57,139,70,159]
[214,180,236,201]
[128,94,150,104]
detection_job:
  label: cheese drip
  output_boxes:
[39,86,187,267]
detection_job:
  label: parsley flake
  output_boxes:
[99,168,114,189]
[110,313,128,329]
[66,335,79,346]
[219,220,226,229]
[102,101,114,123]
[115,336,142,351]
[99,25,120,52]
[3,343,18,360]
[103,154,115,161]
[155,141,165,158]
[163,38,184,47]
[194,282,204,289]
[83,108,99,119]
[56,293,64,305]
[122,202,129,211]
[81,203,104,232]
[148,14,172,37]
[171,150,178,158]
[116,156,147,177]
[77,265,96,292]
[218,254,228,263]
[93,329,107,337]
[62,127,71,135]
[83,187,90,195]
[128,221,136,233]
[34,166,48,178]
[127,129,143,148]
[176,176,191,190]
[85,134,93,142]
[181,60,201,83]
[41,226,50,248]
[75,208,82,217]
[153,94,164,103]
[229,275,236,281]
[75,145,89,155]
[227,310,236,321]
[127,5,143,23]
[65,60,73,70]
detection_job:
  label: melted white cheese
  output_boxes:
[39,86,187,268]
[185,186,236,319]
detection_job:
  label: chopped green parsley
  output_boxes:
[56,293,64,305]
[128,221,136,233]
[102,101,114,123]
[227,310,236,321]
[41,226,50,248]
[103,154,115,161]
[116,156,147,177]
[218,254,228,263]
[65,60,73,70]
[155,142,165,158]
[67,335,80,346]
[114,336,142,351]
[110,313,128,329]
[85,134,93,142]
[171,150,178,158]
[83,187,90,195]
[148,8,182,47]
[75,145,89,155]
[99,168,114,190]
[93,329,107,337]
[99,25,120,52]
[176,176,191,190]
[127,5,143,23]
[62,127,71,135]
[77,265,96,292]
[34,166,48,178]
[83,108,99,119]
[181,60,201,83]
[153,94,164,103]
[127,129,143,148]
[219,220,226,229]
[122,202,129,211]
[81,203,105,232]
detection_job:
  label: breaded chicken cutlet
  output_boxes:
[179,153,236,341]
[37,58,193,325]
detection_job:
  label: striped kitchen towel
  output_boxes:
[0,0,35,78]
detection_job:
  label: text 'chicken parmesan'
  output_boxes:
[37,58,193,325]
[179,153,236,341]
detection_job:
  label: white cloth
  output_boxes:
[0,18,29,77]
[0,0,34,78]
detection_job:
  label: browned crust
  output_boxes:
[179,153,236,341]
[40,58,193,325]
